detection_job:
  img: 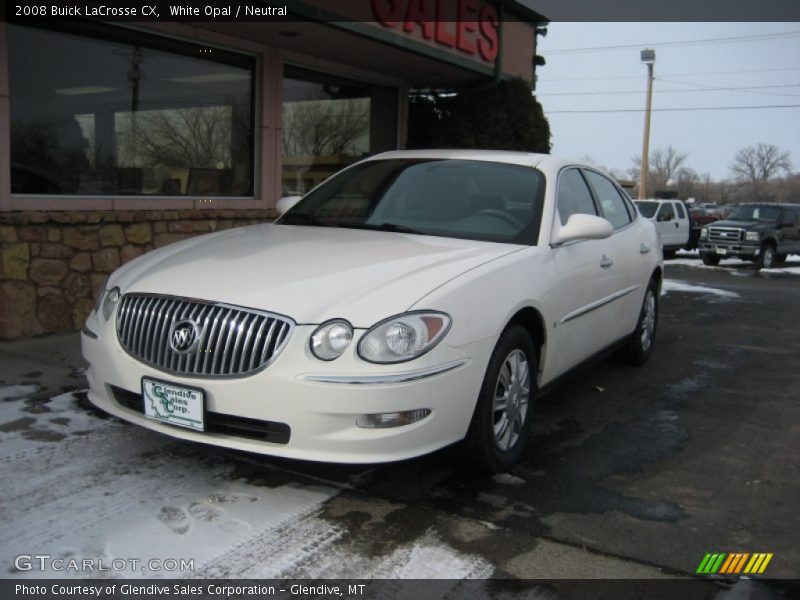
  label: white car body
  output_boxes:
[82,150,662,466]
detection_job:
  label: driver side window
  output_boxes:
[557,168,598,226]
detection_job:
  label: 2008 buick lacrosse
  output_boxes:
[82,150,662,472]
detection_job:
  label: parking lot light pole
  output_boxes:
[639,49,656,200]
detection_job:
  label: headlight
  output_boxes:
[358,312,451,364]
[699,228,708,240]
[94,278,108,314]
[102,287,121,321]
[745,231,761,242]
[310,320,354,361]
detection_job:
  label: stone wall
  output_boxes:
[0,210,275,339]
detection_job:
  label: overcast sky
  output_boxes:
[533,22,800,180]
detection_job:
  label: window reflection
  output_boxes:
[282,67,397,196]
[8,25,254,197]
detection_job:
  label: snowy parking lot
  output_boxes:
[1,261,799,582]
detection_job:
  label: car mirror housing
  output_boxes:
[551,214,613,245]
[276,195,303,215]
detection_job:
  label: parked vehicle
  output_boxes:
[82,151,662,473]
[687,207,719,249]
[635,199,691,257]
[699,203,800,269]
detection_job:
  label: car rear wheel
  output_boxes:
[465,324,536,473]
[755,243,776,270]
[702,254,720,266]
[618,279,658,366]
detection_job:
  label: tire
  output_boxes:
[702,254,720,266]
[465,324,537,473]
[755,243,776,270]
[618,279,658,366]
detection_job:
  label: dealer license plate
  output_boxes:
[142,378,205,432]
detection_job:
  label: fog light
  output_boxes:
[356,409,431,429]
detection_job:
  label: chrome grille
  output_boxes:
[708,227,744,244]
[116,294,293,378]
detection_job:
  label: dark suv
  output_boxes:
[699,203,800,269]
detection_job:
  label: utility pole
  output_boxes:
[639,49,655,200]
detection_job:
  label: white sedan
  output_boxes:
[82,150,662,472]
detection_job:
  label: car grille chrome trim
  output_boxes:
[708,227,744,244]
[116,294,294,378]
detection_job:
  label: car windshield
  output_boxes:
[278,159,546,245]
[635,201,659,218]
[727,206,782,222]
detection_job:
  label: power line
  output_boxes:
[537,83,800,97]
[541,66,800,83]
[546,30,800,54]
[545,104,800,114]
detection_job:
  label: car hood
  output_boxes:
[710,219,772,230]
[111,224,524,326]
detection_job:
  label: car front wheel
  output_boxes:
[465,325,536,473]
[755,243,776,269]
[702,254,721,266]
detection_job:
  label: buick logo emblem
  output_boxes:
[169,320,200,354]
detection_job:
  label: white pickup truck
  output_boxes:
[634,199,691,258]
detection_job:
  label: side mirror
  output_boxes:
[276,195,303,215]
[551,214,613,245]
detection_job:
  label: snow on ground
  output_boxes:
[0,385,491,579]
[661,279,740,299]
[0,387,114,458]
[670,251,800,275]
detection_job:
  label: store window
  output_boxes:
[8,24,255,197]
[282,67,398,196]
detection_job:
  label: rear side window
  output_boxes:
[782,210,797,227]
[657,203,675,222]
[675,202,686,220]
[584,171,632,229]
[556,168,597,225]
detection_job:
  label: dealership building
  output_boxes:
[0,1,547,339]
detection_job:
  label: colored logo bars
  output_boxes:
[696,553,773,575]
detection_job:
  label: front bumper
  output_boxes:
[81,311,493,464]
[699,242,760,259]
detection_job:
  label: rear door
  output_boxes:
[673,201,690,247]
[655,202,679,246]
[779,209,800,254]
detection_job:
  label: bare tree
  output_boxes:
[729,142,792,201]
[283,98,369,158]
[631,146,688,193]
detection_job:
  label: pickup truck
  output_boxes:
[698,203,800,269]
[635,199,691,258]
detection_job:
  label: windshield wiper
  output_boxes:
[336,222,423,234]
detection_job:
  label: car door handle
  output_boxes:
[600,255,614,268]
[640,244,651,254]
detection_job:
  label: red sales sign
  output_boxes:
[371,0,500,63]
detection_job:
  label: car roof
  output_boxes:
[366,149,593,171]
